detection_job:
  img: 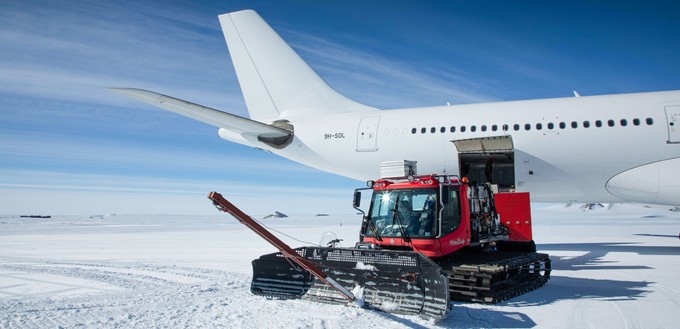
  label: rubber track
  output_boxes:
[440,251,551,303]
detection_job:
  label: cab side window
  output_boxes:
[441,188,461,235]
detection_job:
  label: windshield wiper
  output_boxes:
[368,216,382,241]
[392,195,411,242]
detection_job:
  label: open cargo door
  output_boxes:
[452,136,516,191]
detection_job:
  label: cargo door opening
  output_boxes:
[452,136,516,192]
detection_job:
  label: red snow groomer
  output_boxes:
[209,164,550,321]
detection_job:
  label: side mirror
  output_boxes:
[353,191,362,208]
[442,186,449,204]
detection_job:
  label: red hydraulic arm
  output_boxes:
[208,192,356,303]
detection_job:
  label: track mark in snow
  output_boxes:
[608,300,635,329]
[2,260,433,329]
[566,299,590,329]
[653,282,680,295]
[0,262,253,328]
[312,318,336,329]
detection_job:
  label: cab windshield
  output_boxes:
[366,188,438,238]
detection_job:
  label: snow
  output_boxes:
[1,205,679,328]
[355,262,378,271]
[352,285,365,308]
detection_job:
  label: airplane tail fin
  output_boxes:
[219,10,375,122]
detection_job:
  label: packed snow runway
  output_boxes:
[1,205,679,328]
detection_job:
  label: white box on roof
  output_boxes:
[380,160,417,178]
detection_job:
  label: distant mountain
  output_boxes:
[263,211,288,219]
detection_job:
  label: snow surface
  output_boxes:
[1,205,679,328]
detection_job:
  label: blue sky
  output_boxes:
[1,0,679,215]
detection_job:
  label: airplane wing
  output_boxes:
[110,88,293,148]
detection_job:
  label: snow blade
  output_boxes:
[251,247,450,321]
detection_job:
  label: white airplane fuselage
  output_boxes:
[274,91,680,205]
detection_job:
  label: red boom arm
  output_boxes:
[207,191,356,302]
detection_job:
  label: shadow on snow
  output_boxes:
[538,242,680,257]
[441,307,537,328]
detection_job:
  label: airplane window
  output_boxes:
[608,119,615,127]
[431,127,436,133]
[471,125,477,132]
[440,126,446,133]
[620,119,628,126]
[412,128,417,134]
[595,120,602,127]
[421,127,427,134]
[536,123,543,130]
[492,124,498,131]
[461,126,467,132]
[633,118,640,126]
[513,124,520,131]
[646,117,654,125]
[583,121,590,128]
[571,121,578,128]
[450,126,456,133]
[559,122,566,129]
[502,124,509,131]
[481,125,487,132]
[524,123,531,131]
[547,122,554,129]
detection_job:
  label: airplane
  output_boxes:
[113,9,680,207]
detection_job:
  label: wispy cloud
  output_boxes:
[0,0,243,114]
[284,30,498,108]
